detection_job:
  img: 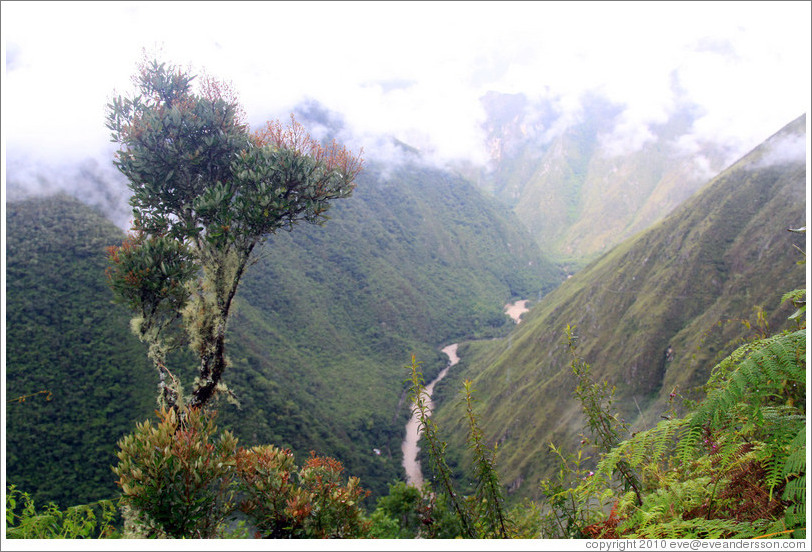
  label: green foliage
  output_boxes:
[106,58,362,409]
[112,406,371,538]
[105,233,196,322]
[368,482,424,538]
[181,160,561,499]
[233,444,298,538]
[6,484,120,539]
[406,356,519,538]
[288,453,370,538]
[237,447,371,538]
[536,444,603,538]
[679,329,806,501]
[461,380,509,537]
[545,301,806,539]
[432,118,805,504]
[780,428,806,539]
[6,156,559,509]
[566,324,643,505]
[530,219,806,540]
[407,355,476,537]
[5,195,156,508]
[113,407,239,538]
[368,481,464,538]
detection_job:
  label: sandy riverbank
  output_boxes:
[504,299,529,323]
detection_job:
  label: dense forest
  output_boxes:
[6,196,156,505]
[5,161,562,508]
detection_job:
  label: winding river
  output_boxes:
[399,300,527,487]
[401,343,459,488]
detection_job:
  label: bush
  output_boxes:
[113,407,238,538]
[113,406,371,538]
[6,484,119,539]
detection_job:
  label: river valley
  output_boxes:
[401,343,459,488]
[399,300,529,487]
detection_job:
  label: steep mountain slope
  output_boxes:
[5,162,562,505]
[478,93,735,267]
[5,195,156,507]
[432,115,806,503]
[215,162,563,498]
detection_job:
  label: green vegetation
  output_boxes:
[106,58,362,410]
[111,406,370,538]
[432,115,806,505]
[5,195,155,507]
[404,355,512,538]
[210,161,562,499]
[5,155,558,510]
[6,60,560,512]
[10,273,802,539]
[4,59,803,540]
[366,481,463,538]
[6,485,120,539]
[535,289,806,539]
[386,272,805,539]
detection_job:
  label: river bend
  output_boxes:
[401,343,459,488]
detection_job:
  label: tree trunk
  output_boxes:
[189,316,228,408]
[188,245,253,408]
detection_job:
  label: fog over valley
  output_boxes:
[3,1,809,228]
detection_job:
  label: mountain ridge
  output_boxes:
[477,93,739,267]
[432,114,807,503]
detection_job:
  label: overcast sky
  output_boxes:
[2,1,810,179]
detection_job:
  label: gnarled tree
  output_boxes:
[106,59,362,409]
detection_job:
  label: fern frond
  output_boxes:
[596,418,687,484]
[678,424,706,463]
[783,428,806,480]
[630,517,769,539]
[688,330,805,441]
[782,476,805,504]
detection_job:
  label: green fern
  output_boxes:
[629,517,770,539]
[777,427,806,538]
[782,427,806,478]
[592,417,688,490]
[681,330,805,457]
[571,325,805,539]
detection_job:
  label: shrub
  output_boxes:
[113,407,371,538]
[112,407,238,538]
[288,452,370,538]
[6,484,119,539]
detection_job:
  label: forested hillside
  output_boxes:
[5,195,156,506]
[212,162,563,498]
[477,93,733,267]
[432,115,807,504]
[5,162,562,506]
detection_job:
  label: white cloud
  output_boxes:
[754,131,807,168]
[2,1,809,184]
